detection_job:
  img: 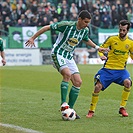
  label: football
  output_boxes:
[61,108,76,121]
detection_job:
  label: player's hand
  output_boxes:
[100,55,107,61]
[25,37,36,48]
[98,47,110,53]
[2,59,6,66]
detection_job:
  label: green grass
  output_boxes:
[0,64,133,133]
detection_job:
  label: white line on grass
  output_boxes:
[0,123,43,133]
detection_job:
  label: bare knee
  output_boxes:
[73,79,82,87]
[71,74,82,87]
[61,68,71,82]
[94,81,103,93]
[63,73,71,81]
[124,79,131,88]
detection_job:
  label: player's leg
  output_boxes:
[120,78,132,116]
[67,58,81,119]
[86,68,113,118]
[64,58,81,109]
[69,73,82,109]
[86,80,102,118]
[114,69,132,117]
[52,54,71,107]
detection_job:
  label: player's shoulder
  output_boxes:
[127,36,133,41]
[58,21,76,26]
[106,35,118,40]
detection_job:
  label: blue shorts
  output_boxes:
[94,68,132,91]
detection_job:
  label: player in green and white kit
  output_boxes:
[25,10,109,119]
[0,38,6,66]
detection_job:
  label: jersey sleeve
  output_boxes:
[82,30,89,42]
[0,38,4,51]
[98,36,112,57]
[129,43,133,60]
[50,21,70,33]
[101,36,112,48]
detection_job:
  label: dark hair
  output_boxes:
[119,20,131,30]
[78,10,91,20]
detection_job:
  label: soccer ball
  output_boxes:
[61,108,76,121]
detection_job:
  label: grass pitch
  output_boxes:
[0,64,133,133]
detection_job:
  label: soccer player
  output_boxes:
[86,20,133,118]
[25,10,109,119]
[0,38,6,66]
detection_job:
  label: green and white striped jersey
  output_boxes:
[0,38,4,51]
[50,21,90,59]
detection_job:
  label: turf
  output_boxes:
[0,64,133,133]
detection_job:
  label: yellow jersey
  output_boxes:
[99,34,133,70]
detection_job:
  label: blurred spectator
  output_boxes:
[92,10,101,28]
[16,0,27,11]
[115,0,123,22]
[70,13,78,21]
[24,9,34,22]
[126,8,133,28]
[70,3,78,18]
[3,16,12,33]
[40,16,49,26]
[50,6,58,19]
[62,0,69,9]
[30,0,38,15]
[0,18,5,35]
[15,19,25,27]
[16,4,25,19]
[1,2,11,22]
[56,3,62,21]
[123,3,130,20]
[60,4,70,20]
[111,5,119,28]
[28,15,38,26]
[99,1,108,20]
[75,0,89,12]
[44,10,53,22]
[91,3,99,13]
[101,11,111,29]
[20,14,28,26]
[10,9,19,26]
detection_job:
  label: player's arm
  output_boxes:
[129,48,133,60]
[97,37,112,60]
[98,46,108,61]
[25,25,50,47]
[84,39,109,53]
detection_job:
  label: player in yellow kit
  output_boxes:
[86,20,133,118]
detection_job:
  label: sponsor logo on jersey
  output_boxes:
[113,49,126,55]
[67,38,78,46]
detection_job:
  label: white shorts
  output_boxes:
[51,54,79,74]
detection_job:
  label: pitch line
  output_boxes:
[0,123,43,133]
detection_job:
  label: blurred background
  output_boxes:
[0,0,133,65]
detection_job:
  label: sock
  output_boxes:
[120,87,131,108]
[68,86,80,109]
[60,81,69,105]
[89,92,99,112]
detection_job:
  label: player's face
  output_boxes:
[77,18,91,29]
[119,24,128,39]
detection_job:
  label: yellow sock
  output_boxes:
[120,87,131,107]
[89,92,99,112]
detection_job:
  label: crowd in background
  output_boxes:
[0,0,133,36]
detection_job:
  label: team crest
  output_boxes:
[125,44,129,49]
